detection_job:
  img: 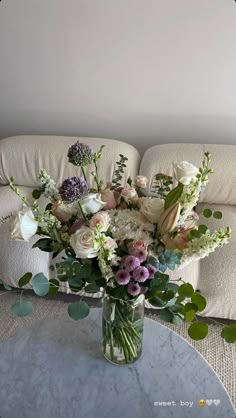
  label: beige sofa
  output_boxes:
[0,136,235,319]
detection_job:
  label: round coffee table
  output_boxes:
[0,309,235,418]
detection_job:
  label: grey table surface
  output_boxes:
[0,308,235,418]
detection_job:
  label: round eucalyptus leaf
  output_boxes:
[191,293,207,312]
[159,309,173,323]
[203,208,212,218]
[221,324,236,343]
[188,321,208,341]
[18,272,32,288]
[68,301,90,320]
[198,224,208,234]
[185,309,196,322]
[178,283,194,298]
[48,279,60,296]
[32,273,49,296]
[11,301,32,317]
[172,314,184,325]
[32,189,41,199]
[213,211,222,220]
[184,302,198,313]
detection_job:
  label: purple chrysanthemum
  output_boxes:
[67,141,93,167]
[127,282,141,296]
[146,264,157,279]
[129,248,148,263]
[132,266,149,283]
[59,176,88,202]
[115,270,130,285]
[121,255,140,272]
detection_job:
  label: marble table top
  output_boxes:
[0,309,235,418]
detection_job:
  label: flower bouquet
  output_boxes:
[7,141,233,365]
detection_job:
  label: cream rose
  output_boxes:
[90,211,110,232]
[173,161,199,185]
[69,226,98,258]
[134,175,148,188]
[140,198,164,223]
[80,193,106,215]
[11,207,38,241]
[120,187,138,202]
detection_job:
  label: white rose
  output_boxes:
[11,207,38,241]
[140,198,164,223]
[69,226,98,258]
[80,193,106,215]
[173,161,199,185]
[134,175,148,188]
[52,201,78,223]
[90,211,110,232]
[120,187,138,202]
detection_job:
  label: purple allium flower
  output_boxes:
[115,270,130,285]
[67,141,93,167]
[132,266,149,283]
[121,255,140,272]
[146,264,157,279]
[59,176,88,202]
[127,282,141,296]
[129,248,148,263]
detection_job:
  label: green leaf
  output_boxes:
[185,309,196,322]
[32,238,53,252]
[45,203,53,211]
[203,208,212,218]
[68,276,84,292]
[213,211,222,220]
[159,309,173,323]
[167,282,179,293]
[32,273,49,296]
[184,302,198,313]
[84,283,100,293]
[188,230,203,240]
[188,321,208,340]
[68,301,90,320]
[178,283,194,298]
[150,273,169,292]
[164,183,184,209]
[198,224,208,234]
[11,301,32,317]
[18,272,32,288]
[191,292,207,312]
[32,189,41,199]
[221,324,236,343]
[148,296,167,308]
[172,314,184,325]
[48,279,60,296]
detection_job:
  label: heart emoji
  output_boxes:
[213,400,220,406]
[206,400,213,406]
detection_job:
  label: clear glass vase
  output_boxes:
[102,293,145,365]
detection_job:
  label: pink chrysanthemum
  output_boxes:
[115,270,130,285]
[146,264,157,279]
[132,266,149,283]
[127,282,141,296]
[120,256,140,272]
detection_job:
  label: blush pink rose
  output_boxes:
[90,211,110,232]
[100,189,117,210]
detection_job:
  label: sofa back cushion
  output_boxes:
[140,143,236,205]
[0,136,140,187]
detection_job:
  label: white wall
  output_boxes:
[0,0,236,153]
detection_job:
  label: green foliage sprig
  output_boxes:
[111,154,128,190]
[150,173,173,199]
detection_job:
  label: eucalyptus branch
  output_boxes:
[111,154,128,190]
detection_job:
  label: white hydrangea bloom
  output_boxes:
[108,209,155,242]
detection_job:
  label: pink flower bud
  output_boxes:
[158,203,181,235]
